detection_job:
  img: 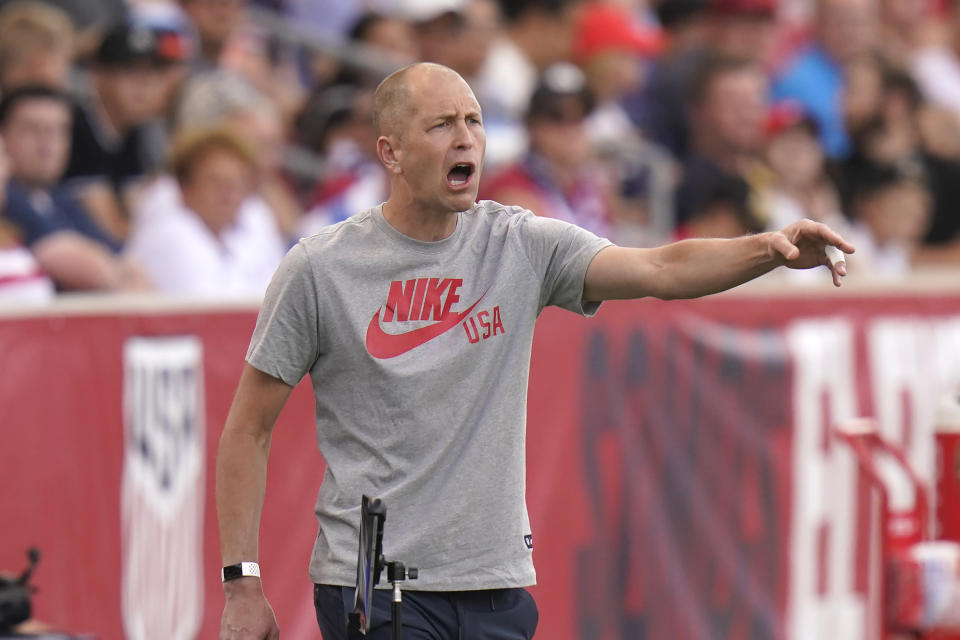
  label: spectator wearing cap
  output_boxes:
[64,20,191,240]
[474,0,579,167]
[126,126,285,297]
[676,56,769,238]
[571,2,674,245]
[772,0,878,158]
[572,2,663,151]
[708,0,780,68]
[0,85,146,291]
[757,101,849,269]
[0,1,76,92]
[481,63,615,237]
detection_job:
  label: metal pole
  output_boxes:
[392,580,403,640]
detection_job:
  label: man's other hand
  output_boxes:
[220,578,279,640]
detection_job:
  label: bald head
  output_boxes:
[372,62,471,138]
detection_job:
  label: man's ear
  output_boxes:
[377,136,402,175]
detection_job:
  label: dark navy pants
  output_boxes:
[314,584,539,639]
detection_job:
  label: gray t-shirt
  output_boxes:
[246,200,611,590]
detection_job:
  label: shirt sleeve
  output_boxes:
[515,210,613,316]
[245,241,321,386]
[2,188,64,246]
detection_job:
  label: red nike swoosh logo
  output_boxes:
[365,293,486,359]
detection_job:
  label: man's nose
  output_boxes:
[452,120,473,149]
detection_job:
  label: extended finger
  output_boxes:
[814,224,855,254]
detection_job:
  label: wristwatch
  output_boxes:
[222,561,261,582]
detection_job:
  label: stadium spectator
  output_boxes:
[625,0,712,158]
[573,2,663,152]
[475,0,579,167]
[180,0,247,69]
[452,0,501,80]
[910,0,960,120]
[843,55,960,165]
[0,137,54,302]
[0,1,76,92]
[625,0,775,159]
[64,20,191,240]
[843,53,886,137]
[193,0,308,126]
[402,0,498,83]
[320,11,418,91]
[760,102,845,229]
[772,0,879,158]
[126,126,285,297]
[845,162,931,276]
[296,84,387,237]
[571,2,671,245]
[839,59,960,261]
[348,10,419,66]
[167,70,302,239]
[677,56,768,237]
[708,0,780,68]
[0,85,145,291]
[481,63,615,237]
[877,0,943,70]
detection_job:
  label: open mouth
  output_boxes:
[446,162,475,188]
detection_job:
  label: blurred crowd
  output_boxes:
[1,0,959,303]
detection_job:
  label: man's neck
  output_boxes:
[382,197,459,242]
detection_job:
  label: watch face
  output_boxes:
[222,564,244,581]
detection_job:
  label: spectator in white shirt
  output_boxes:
[126,126,285,298]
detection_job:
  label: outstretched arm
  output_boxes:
[217,363,294,640]
[584,219,855,301]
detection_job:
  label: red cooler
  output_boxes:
[935,393,960,544]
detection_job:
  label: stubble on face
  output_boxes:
[373,63,486,235]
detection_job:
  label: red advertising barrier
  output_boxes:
[2,287,960,639]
